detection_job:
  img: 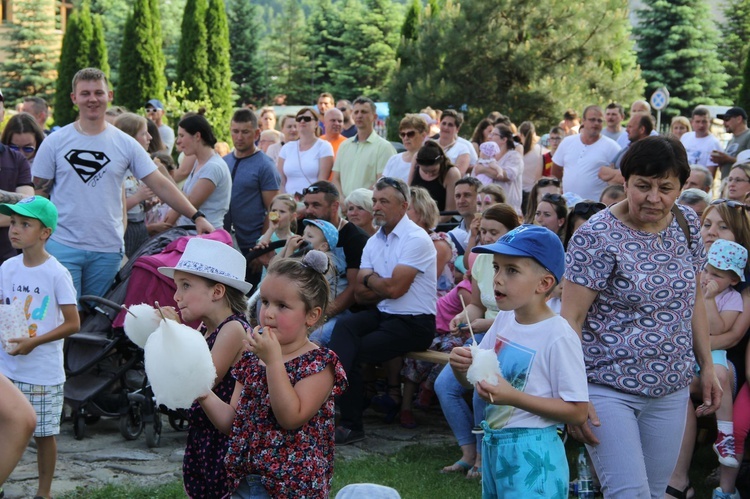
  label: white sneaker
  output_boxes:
[712,487,741,499]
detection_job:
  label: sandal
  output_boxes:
[399,409,417,429]
[440,460,472,474]
[665,482,694,499]
[466,465,483,479]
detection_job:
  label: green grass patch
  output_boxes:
[59,481,185,499]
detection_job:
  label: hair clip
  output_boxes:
[301,250,329,274]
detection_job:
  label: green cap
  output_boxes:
[0,196,58,232]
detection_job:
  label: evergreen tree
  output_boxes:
[55,1,95,126]
[159,0,188,83]
[306,0,347,100]
[177,0,210,101]
[116,0,166,111]
[0,0,58,104]
[90,0,131,86]
[205,0,233,125]
[90,14,110,78]
[336,0,401,100]
[388,0,644,134]
[720,0,750,101]
[400,0,421,44]
[739,47,750,111]
[262,0,309,103]
[634,0,729,118]
[228,0,265,106]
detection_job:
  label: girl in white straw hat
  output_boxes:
[157,237,252,498]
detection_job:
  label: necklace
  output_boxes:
[74,121,104,136]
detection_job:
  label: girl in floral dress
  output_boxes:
[198,251,347,498]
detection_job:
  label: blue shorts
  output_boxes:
[231,475,271,499]
[694,350,729,374]
[47,239,123,304]
[481,423,568,499]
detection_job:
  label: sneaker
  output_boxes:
[714,432,740,468]
[712,487,740,499]
[335,426,365,445]
[471,425,484,435]
[399,409,417,429]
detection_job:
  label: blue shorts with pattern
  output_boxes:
[12,380,63,437]
[481,423,568,499]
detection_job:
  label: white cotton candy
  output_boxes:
[144,319,216,409]
[466,344,502,386]
[123,304,162,348]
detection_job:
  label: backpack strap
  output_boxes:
[671,204,691,246]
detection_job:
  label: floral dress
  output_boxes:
[225,347,347,498]
[183,313,250,499]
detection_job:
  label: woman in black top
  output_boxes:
[408,140,460,223]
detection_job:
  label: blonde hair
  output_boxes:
[408,186,440,229]
[271,193,298,233]
[114,113,146,139]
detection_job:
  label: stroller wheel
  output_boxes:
[168,411,189,431]
[119,404,144,440]
[145,413,162,448]
[73,415,86,440]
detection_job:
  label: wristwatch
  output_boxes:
[363,273,374,289]
[191,210,206,222]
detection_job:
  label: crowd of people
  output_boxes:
[2,66,750,499]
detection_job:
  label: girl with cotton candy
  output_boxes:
[199,251,347,498]
[155,237,252,499]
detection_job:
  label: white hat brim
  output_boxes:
[158,266,253,294]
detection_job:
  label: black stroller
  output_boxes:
[63,227,193,446]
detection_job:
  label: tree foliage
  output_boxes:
[388,0,643,138]
[228,0,265,106]
[634,0,728,118]
[177,0,210,101]
[306,0,347,101]
[116,0,166,111]
[262,0,310,103]
[739,47,750,112]
[55,1,95,126]
[0,0,58,104]
[720,0,750,102]
[90,13,110,78]
[89,0,129,85]
[205,0,233,127]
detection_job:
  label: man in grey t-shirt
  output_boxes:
[711,107,750,178]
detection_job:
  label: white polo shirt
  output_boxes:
[361,214,437,315]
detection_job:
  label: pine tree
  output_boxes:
[228,0,265,106]
[306,0,347,100]
[0,0,58,104]
[388,0,644,132]
[89,0,130,85]
[739,48,750,111]
[90,14,110,79]
[634,0,729,118]
[400,0,420,44]
[262,0,309,103]
[177,0,210,101]
[720,0,750,101]
[205,0,233,126]
[116,0,166,111]
[55,1,95,126]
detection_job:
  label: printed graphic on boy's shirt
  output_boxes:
[485,335,535,429]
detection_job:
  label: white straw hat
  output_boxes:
[158,238,252,294]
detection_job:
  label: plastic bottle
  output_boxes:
[577,447,594,499]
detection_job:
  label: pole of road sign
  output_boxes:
[650,87,670,134]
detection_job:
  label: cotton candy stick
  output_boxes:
[121,305,138,318]
[459,295,477,346]
[460,295,500,402]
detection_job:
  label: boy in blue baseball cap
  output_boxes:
[448,224,588,498]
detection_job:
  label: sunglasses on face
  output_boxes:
[537,178,561,188]
[541,193,564,203]
[377,176,409,200]
[145,108,157,113]
[9,144,35,154]
[711,199,750,209]
[296,115,314,123]
[337,107,348,112]
[573,201,606,216]
[400,130,417,139]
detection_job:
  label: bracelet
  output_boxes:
[363,274,373,289]
[191,210,206,222]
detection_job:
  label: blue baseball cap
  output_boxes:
[472,224,565,283]
[303,219,338,249]
[145,99,164,110]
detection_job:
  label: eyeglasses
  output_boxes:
[145,108,158,113]
[726,176,750,184]
[573,202,606,216]
[710,199,750,209]
[537,178,560,188]
[548,136,562,142]
[337,107,348,112]
[377,176,408,200]
[541,193,564,203]
[9,144,35,154]
[399,130,417,139]
[296,115,314,123]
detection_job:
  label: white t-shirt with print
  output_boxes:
[681,132,721,167]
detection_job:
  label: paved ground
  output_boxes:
[4,405,456,498]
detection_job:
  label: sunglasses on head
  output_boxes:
[9,144,35,154]
[573,202,606,216]
[296,115,314,123]
[711,199,750,209]
[537,178,561,188]
[399,130,417,139]
[301,185,337,197]
[377,176,408,200]
[541,193,564,203]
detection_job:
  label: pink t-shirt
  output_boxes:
[435,280,472,333]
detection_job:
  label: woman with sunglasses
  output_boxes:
[723,163,750,202]
[534,192,567,238]
[409,140,460,222]
[277,107,334,198]
[523,176,562,224]
[563,136,720,498]
[382,115,429,182]
[562,200,606,250]
[475,124,524,215]
[0,113,36,265]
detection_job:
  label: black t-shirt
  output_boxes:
[337,221,368,270]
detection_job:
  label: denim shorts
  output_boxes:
[231,475,271,499]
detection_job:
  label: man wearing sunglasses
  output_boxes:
[332,96,396,198]
[144,99,174,153]
[712,107,750,179]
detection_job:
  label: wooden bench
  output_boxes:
[404,350,450,365]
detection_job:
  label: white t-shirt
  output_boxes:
[382,152,412,182]
[479,311,588,429]
[444,140,473,167]
[32,123,158,252]
[521,143,545,192]
[457,136,478,166]
[681,132,721,167]
[0,255,77,385]
[279,139,334,195]
[175,153,232,228]
[553,134,621,201]
[158,123,175,154]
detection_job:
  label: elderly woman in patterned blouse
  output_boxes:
[561,136,721,498]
